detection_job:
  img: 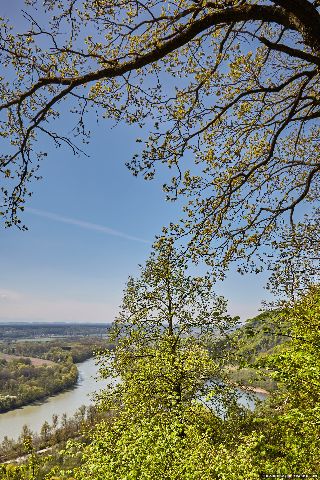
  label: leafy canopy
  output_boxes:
[0,1,319,279]
[67,242,255,479]
[97,240,238,418]
[249,287,320,473]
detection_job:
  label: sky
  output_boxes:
[0,2,273,324]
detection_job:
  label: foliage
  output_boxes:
[0,338,110,364]
[97,240,238,415]
[68,242,247,479]
[65,281,320,478]
[0,357,78,413]
[248,286,320,474]
[0,405,102,463]
[231,310,290,361]
[222,289,320,475]
[256,286,320,409]
[226,366,277,393]
[0,1,319,282]
[219,310,289,392]
[1,287,319,478]
[71,414,261,480]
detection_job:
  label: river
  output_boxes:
[0,358,267,442]
[0,357,108,442]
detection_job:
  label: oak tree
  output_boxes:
[0,0,319,277]
[97,240,238,421]
[70,242,250,480]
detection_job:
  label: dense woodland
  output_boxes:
[1,247,320,478]
[0,338,110,364]
[0,325,109,342]
[224,311,289,392]
[0,358,78,413]
[0,338,110,412]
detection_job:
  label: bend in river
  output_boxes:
[0,358,108,442]
[0,358,267,442]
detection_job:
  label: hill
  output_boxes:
[226,310,291,392]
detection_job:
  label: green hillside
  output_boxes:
[226,310,291,392]
[235,310,290,358]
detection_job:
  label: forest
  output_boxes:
[0,357,78,413]
[0,338,109,412]
[0,338,110,364]
[0,405,105,463]
[0,0,319,478]
[0,324,109,342]
[1,247,319,478]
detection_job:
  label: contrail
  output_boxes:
[27,208,150,244]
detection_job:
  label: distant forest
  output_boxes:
[0,323,110,341]
[0,334,111,413]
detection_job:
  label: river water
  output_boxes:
[0,358,267,442]
[0,358,108,442]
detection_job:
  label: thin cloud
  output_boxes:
[0,289,21,302]
[27,208,150,244]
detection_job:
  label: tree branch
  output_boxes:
[0,4,297,112]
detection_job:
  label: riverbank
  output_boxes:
[237,384,269,395]
[0,403,106,463]
[225,365,276,394]
[0,358,108,443]
[0,336,110,414]
[0,359,78,414]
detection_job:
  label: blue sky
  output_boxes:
[0,2,272,324]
